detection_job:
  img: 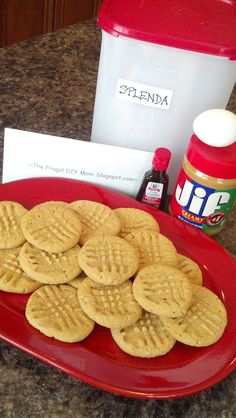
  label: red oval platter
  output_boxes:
[0,177,236,399]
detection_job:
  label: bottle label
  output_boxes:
[170,168,236,232]
[141,182,164,207]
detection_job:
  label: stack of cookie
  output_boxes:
[0,200,227,357]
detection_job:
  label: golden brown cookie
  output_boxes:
[160,285,227,347]
[125,230,177,270]
[114,208,159,238]
[69,200,120,244]
[133,264,193,317]
[111,311,176,358]
[77,278,142,328]
[176,254,203,286]
[19,242,82,284]
[0,247,41,293]
[0,201,27,249]
[78,235,139,285]
[21,202,82,253]
[25,284,95,342]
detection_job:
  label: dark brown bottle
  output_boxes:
[136,147,171,210]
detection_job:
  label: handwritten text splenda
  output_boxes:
[116,78,173,110]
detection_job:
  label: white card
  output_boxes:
[2,128,154,197]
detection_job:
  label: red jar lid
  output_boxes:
[186,134,236,179]
[98,0,236,59]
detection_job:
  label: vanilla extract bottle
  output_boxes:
[136,147,171,210]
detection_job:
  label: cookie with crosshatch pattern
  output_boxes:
[69,200,121,245]
[0,201,27,249]
[133,264,193,318]
[125,229,177,270]
[21,202,82,253]
[0,247,42,293]
[25,284,95,342]
[19,242,82,284]
[77,278,142,328]
[111,310,176,358]
[114,207,159,238]
[160,285,227,347]
[78,235,139,286]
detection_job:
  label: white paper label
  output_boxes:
[146,182,163,198]
[2,128,154,197]
[116,78,173,110]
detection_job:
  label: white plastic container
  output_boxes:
[91,0,236,191]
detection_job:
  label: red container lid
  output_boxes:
[98,0,236,59]
[186,134,236,179]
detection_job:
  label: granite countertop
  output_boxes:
[0,18,236,417]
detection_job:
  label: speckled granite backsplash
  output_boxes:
[0,18,236,417]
